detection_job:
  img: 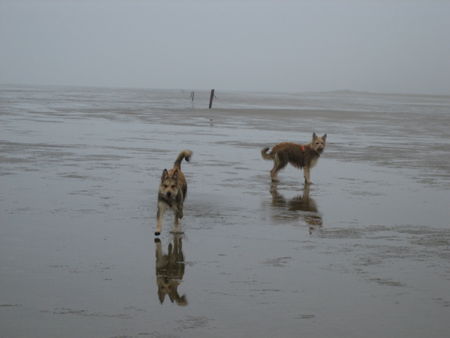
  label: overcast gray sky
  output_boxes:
[1,0,449,94]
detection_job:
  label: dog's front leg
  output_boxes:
[173,215,182,233]
[304,166,312,185]
[156,202,167,236]
[176,204,183,220]
[172,205,183,233]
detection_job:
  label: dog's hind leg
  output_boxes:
[270,154,286,182]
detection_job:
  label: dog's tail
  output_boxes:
[174,150,193,169]
[261,147,274,160]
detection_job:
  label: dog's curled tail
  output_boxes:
[174,150,193,169]
[261,147,274,160]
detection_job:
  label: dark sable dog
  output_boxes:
[261,133,327,184]
[155,150,192,236]
[155,235,187,306]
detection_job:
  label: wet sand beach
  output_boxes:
[1,86,450,337]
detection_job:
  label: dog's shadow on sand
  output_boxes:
[154,234,187,306]
[269,183,322,234]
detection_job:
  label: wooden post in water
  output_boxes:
[209,89,215,109]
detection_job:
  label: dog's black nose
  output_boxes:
[166,192,171,198]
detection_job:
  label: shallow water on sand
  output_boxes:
[1,86,450,338]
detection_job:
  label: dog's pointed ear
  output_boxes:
[323,134,327,141]
[172,168,179,180]
[161,169,168,181]
[313,132,317,140]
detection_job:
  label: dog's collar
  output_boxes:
[301,144,321,156]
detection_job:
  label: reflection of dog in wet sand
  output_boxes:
[270,183,322,233]
[261,133,327,184]
[155,150,192,236]
[155,235,187,306]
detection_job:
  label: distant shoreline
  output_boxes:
[1,83,449,99]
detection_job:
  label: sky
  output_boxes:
[1,0,450,95]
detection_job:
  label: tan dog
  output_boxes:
[155,150,192,236]
[261,133,327,184]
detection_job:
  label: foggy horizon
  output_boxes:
[1,0,450,95]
